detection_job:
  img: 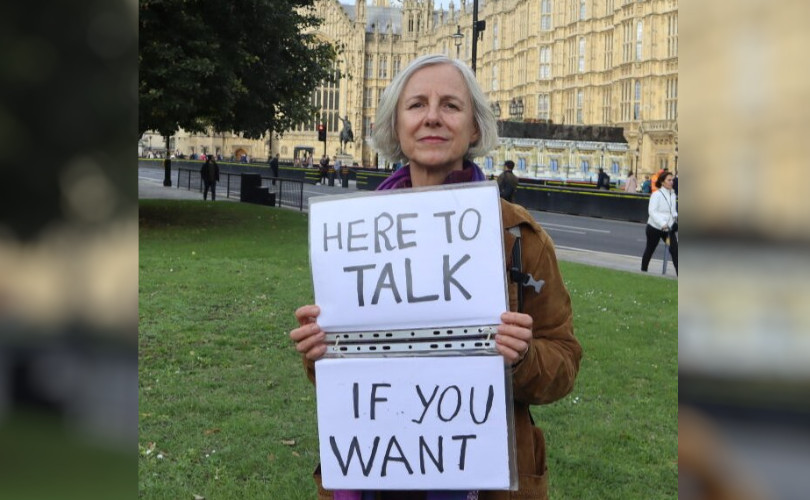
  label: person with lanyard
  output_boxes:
[641,171,678,274]
[289,54,582,500]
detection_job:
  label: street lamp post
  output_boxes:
[471,0,486,73]
[451,25,464,60]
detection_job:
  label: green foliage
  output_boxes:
[139,0,341,139]
[139,201,677,499]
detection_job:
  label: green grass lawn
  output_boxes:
[139,200,677,499]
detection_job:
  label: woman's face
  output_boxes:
[395,63,480,177]
[662,173,674,190]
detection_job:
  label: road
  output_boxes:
[139,165,675,277]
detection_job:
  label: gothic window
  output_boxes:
[365,55,373,78]
[578,37,585,73]
[539,46,551,79]
[621,80,631,121]
[537,93,550,120]
[667,14,678,58]
[580,159,590,173]
[622,20,633,62]
[666,77,678,120]
[602,87,612,124]
[540,0,552,31]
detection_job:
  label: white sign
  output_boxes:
[315,356,511,490]
[308,182,507,332]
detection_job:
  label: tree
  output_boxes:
[139,0,340,146]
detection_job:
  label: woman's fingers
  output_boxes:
[291,305,326,360]
[295,304,320,326]
[496,311,533,365]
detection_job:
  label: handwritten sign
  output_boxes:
[315,356,511,490]
[308,182,507,332]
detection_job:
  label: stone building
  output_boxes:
[151,0,677,181]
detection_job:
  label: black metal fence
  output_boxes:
[176,167,305,211]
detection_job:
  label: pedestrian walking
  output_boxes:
[596,167,611,190]
[200,155,220,201]
[624,171,638,193]
[641,171,678,274]
[497,160,519,202]
[319,155,329,185]
[640,175,652,194]
[269,153,279,185]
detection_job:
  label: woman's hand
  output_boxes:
[290,305,327,361]
[495,311,534,366]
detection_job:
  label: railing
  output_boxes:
[176,167,306,211]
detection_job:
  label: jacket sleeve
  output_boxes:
[510,224,582,405]
[303,356,317,385]
[648,191,671,228]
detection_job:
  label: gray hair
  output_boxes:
[371,54,498,164]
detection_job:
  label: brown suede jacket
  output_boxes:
[303,199,583,500]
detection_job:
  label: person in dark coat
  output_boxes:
[596,167,610,190]
[269,153,280,185]
[497,160,519,202]
[200,155,220,200]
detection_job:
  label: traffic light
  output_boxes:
[318,123,326,142]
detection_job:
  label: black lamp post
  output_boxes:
[509,98,524,121]
[451,25,464,60]
[471,0,485,73]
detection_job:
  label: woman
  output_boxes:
[290,55,582,500]
[624,171,638,193]
[641,171,678,274]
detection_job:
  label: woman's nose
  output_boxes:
[423,103,441,126]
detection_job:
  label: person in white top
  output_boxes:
[641,171,677,274]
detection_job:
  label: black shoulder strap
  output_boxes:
[508,226,525,313]
[508,225,546,313]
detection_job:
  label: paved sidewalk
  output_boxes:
[138,176,676,279]
[138,175,235,201]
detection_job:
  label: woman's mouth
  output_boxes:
[418,136,447,143]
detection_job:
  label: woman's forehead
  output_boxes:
[402,64,469,95]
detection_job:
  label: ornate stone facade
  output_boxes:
[152,0,677,180]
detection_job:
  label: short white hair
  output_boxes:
[371,54,498,164]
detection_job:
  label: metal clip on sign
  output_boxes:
[324,325,500,357]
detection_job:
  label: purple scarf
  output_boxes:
[333,161,484,500]
[376,161,487,191]
[334,492,478,500]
